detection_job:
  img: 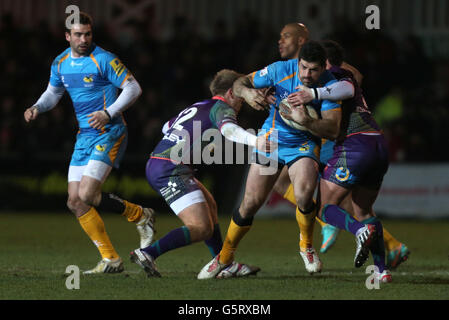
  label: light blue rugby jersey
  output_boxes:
[49,44,130,134]
[252,59,341,144]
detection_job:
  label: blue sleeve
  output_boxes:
[321,99,342,111]
[49,59,64,87]
[252,61,280,89]
[100,52,131,88]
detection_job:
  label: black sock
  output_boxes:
[96,192,126,214]
[232,208,254,226]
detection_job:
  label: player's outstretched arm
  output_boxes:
[220,122,276,153]
[24,84,65,123]
[233,75,269,111]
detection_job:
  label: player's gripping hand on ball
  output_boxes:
[24,106,39,123]
[87,110,111,130]
[279,104,313,128]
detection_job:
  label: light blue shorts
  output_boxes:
[70,125,128,168]
[252,124,320,169]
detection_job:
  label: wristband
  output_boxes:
[312,88,319,100]
[104,109,112,121]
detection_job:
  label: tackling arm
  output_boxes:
[220,122,275,153]
[220,122,257,147]
[290,81,354,106]
[232,75,269,111]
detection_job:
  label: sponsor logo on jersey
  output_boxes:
[83,74,94,83]
[109,58,125,77]
[168,181,178,192]
[335,166,350,182]
[259,66,268,77]
[299,142,310,152]
[70,60,83,67]
[95,144,106,152]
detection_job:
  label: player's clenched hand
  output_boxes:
[255,135,277,153]
[24,106,39,122]
[242,88,269,111]
[287,85,315,106]
[87,110,110,129]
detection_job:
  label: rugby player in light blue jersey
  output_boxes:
[198,41,342,279]
[281,40,396,283]
[24,12,155,274]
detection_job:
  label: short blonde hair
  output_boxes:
[209,69,244,96]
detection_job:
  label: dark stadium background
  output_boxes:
[1,0,448,215]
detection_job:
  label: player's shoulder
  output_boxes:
[270,58,297,72]
[267,58,298,81]
[91,45,118,63]
[51,48,71,67]
[210,98,235,115]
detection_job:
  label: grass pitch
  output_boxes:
[0,212,448,301]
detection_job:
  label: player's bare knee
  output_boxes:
[78,188,97,206]
[67,197,85,215]
[295,192,315,212]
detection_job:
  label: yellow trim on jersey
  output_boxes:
[89,53,102,76]
[250,71,257,85]
[119,72,131,88]
[276,72,296,85]
[57,53,70,73]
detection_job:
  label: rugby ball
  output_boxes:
[278,98,318,131]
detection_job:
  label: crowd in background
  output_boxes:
[1,12,448,164]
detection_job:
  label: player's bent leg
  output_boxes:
[352,186,386,271]
[221,163,280,262]
[67,181,91,217]
[67,180,122,273]
[178,202,214,242]
[273,166,291,200]
[239,163,281,218]
[318,179,375,268]
[80,160,156,248]
[198,164,279,280]
[133,191,211,277]
[195,179,223,257]
[288,158,322,273]
[319,192,351,253]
